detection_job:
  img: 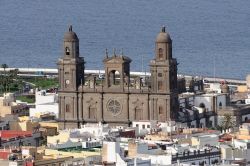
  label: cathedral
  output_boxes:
[57,26,179,129]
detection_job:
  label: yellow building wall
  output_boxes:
[127,142,137,158]
[237,85,247,93]
[39,122,59,131]
[191,137,199,146]
[9,121,39,131]
[18,116,30,121]
[144,132,169,141]
[0,106,12,117]
[47,132,70,144]
[239,128,250,136]
[236,135,250,140]
[45,149,100,158]
[35,156,73,166]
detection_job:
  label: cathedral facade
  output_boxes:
[57,26,179,129]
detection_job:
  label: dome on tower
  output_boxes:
[156,26,171,43]
[64,25,79,42]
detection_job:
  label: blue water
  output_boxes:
[0,0,249,79]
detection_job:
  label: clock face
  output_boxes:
[107,99,122,116]
[65,80,70,85]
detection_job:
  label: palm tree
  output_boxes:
[1,64,8,72]
[220,113,235,131]
[1,64,8,93]
[8,68,19,92]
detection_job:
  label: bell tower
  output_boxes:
[57,25,85,129]
[150,26,178,93]
[58,25,84,91]
[150,26,179,120]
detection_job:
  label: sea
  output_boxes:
[0,0,249,79]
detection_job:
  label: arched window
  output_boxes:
[245,117,248,122]
[65,47,70,55]
[66,104,70,112]
[158,48,163,59]
[219,102,222,107]
[108,70,120,86]
[89,106,97,119]
[158,81,163,90]
[159,106,163,114]
[199,103,205,108]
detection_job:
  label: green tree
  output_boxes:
[220,113,235,131]
[1,64,8,93]
[0,66,21,94]
[8,69,19,92]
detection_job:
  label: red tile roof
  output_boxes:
[0,130,32,139]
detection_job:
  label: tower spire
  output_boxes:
[105,48,109,58]
[69,25,73,32]
[161,26,165,33]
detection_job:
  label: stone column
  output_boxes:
[62,96,65,120]
[149,98,153,120]
[78,94,83,121]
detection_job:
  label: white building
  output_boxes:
[29,90,58,118]
[194,93,227,113]
[101,141,151,166]
[191,134,219,147]
[132,121,157,136]
[80,122,111,138]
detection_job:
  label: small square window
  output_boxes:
[158,73,162,77]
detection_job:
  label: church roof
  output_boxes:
[64,25,79,42]
[103,55,132,64]
[156,26,171,43]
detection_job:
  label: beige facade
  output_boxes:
[0,93,28,118]
[58,26,179,129]
[9,120,39,131]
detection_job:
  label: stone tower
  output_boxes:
[57,26,85,128]
[150,27,179,120]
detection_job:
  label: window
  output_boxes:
[199,103,205,108]
[158,81,163,90]
[66,104,70,112]
[65,47,70,55]
[142,125,145,129]
[158,73,162,77]
[136,124,139,127]
[89,107,97,119]
[158,48,163,59]
[147,125,150,128]
[159,106,163,114]
[135,108,142,120]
